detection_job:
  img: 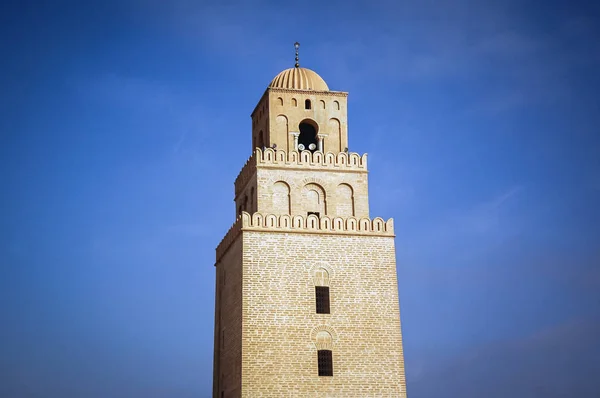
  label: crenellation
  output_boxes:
[215,216,242,261]
[234,155,257,197]
[235,149,367,197]
[240,211,393,235]
[257,148,368,169]
[216,212,394,263]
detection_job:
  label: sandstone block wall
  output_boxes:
[239,230,406,397]
[214,212,406,397]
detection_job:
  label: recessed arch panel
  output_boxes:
[272,181,291,214]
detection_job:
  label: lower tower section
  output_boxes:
[214,213,407,398]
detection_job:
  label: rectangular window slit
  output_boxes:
[315,286,330,314]
[318,350,333,376]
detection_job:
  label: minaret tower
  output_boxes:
[213,43,408,397]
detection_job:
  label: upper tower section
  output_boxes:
[251,42,349,154]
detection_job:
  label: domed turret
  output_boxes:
[251,42,348,154]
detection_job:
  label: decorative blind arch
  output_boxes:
[272,181,291,214]
[302,183,326,215]
[335,183,354,216]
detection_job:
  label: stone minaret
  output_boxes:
[213,45,408,398]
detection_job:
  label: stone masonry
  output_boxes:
[213,62,408,397]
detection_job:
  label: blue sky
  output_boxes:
[1,0,599,396]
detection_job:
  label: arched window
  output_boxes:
[298,120,318,152]
[314,267,330,314]
[311,326,336,377]
[305,99,311,109]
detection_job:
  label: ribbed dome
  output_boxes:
[269,67,329,91]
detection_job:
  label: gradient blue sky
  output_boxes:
[1,0,599,397]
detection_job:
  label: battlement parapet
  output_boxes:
[216,212,394,260]
[234,148,368,195]
[215,216,243,262]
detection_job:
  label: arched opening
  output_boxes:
[305,99,311,109]
[298,120,318,152]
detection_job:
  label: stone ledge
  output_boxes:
[216,212,394,261]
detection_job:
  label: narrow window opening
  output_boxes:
[305,99,311,109]
[317,350,333,376]
[316,286,330,314]
[307,211,320,218]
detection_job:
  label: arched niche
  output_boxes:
[335,183,354,216]
[302,183,326,216]
[328,118,341,153]
[275,114,289,151]
[272,181,291,214]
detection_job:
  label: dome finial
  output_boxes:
[294,42,300,68]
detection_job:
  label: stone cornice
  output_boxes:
[216,212,394,261]
[268,87,348,97]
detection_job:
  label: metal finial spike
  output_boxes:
[294,42,300,68]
